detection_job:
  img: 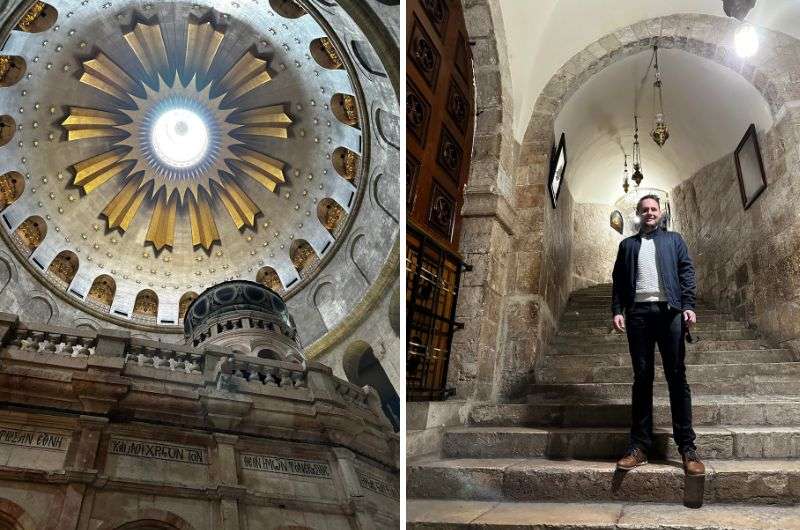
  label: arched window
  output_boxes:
[289,240,318,279]
[0,56,26,87]
[332,147,359,183]
[88,275,115,308]
[317,198,347,236]
[256,349,281,360]
[269,0,306,18]
[47,250,79,287]
[331,93,359,128]
[178,292,198,319]
[133,289,158,318]
[256,266,283,294]
[0,172,24,210]
[14,216,46,255]
[309,37,344,70]
[343,341,399,431]
[15,2,58,33]
[0,116,16,146]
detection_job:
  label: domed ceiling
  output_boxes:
[0,0,381,331]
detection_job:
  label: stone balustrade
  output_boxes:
[223,355,307,388]
[7,322,97,357]
[125,338,204,374]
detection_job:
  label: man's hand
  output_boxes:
[683,309,697,329]
[613,314,625,333]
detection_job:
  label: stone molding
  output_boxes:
[461,185,517,236]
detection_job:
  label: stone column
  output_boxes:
[211,434,243,530]
[51,416,107,530]
[331,447,377,530]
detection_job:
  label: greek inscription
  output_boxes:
[0,427,68,451]
[109,437,208,465]
[240,453,332,479]
[358,472,399,499]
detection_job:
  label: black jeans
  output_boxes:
[625,301,697,455]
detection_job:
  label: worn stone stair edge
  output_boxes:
[406,499,800,529]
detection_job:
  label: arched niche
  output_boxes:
[343,341,399,431]
[88,275,115,307]
[330,93,359,128]
[47,250,78,286]
[15,2,57,33]
[0,116,16,146]
[317,197,347,236]
[178,292,198,319]
[14,216,46,254]
[289,239,318,279]
[269,0,306,19]
[0,56,26,87]
[310,37,344,70]
[0,497,35,530]
[0,172,24,210]
[332,146,359,183]
[256,266,284,294]
[133,289,158,318]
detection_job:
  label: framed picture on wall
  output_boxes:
[548,132,567,209]
[734,123,767,210]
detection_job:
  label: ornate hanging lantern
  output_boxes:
[622,153,630,193]
[651,45,669,147]
[631,115,644,187]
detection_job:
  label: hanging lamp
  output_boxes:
[651,45,669,147]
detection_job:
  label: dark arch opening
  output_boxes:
[343,341,399,431]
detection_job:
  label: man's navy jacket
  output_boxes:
[611,227,697,316]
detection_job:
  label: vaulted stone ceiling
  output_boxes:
[554,47,773,204]
[500,0,800,139]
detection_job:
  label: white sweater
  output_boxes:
[634,232,667,302]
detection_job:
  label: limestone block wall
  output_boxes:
[672,107,800,354]
[571,203,624,290]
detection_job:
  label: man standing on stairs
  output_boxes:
[611,194,705,477]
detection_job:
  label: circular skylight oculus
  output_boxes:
[151,107,209,169]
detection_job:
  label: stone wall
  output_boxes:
[572,203,623,290]
[672,106,800,354]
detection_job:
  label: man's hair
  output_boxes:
[636,194,661,213]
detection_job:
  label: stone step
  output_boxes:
[562,308,729,321]
[468,396,800,427]
[566,300,717,310]
[529,380,800,401]
[557,320,750,336]
[542,349,796,370]
[560,313,731,328]
[407,499,800,529]
[442,426,800,460]
[553,339,774,355]
[537,361,800,385]
[554,328,760,345]
[407,457,800,504]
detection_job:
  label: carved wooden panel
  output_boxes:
[420,0,450,37]
[427,182,456,239]
[436,125,463,182]
[407,79,431,145]
[409,15,441,89]
[406,0,474,254]
[407,152,420,210]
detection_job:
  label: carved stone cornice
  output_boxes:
[460,184,517,236]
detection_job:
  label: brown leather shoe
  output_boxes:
[616,447,647,470]
[682,449,705,476]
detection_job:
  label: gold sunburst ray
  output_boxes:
[64,18,293,252]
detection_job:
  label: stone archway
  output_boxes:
[456,12,800,402]
[447,0,518,401]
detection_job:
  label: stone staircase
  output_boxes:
[408,284,800,529]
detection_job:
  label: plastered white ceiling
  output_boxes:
[498,0,800,140]
[553,47,773,204]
